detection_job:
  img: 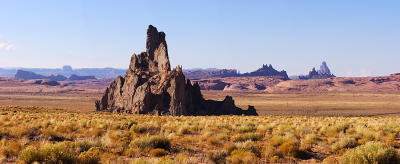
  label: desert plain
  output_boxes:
[0,77,400,163]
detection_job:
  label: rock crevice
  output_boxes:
[96,25,257,116]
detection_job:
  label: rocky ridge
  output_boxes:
[96,25,257,116]
[15,70,97,81]
[183,64,289,80]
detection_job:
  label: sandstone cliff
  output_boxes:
[96,25,257,116]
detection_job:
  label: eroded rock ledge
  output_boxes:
[96,25,257,116]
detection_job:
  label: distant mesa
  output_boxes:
[96,25,257,116]
[183,64,289,80]
[15,70,96,81]
[15,70,48,80]
[48,74,68,81]
[68,74,96,81]
[23,79,60,86]
[299,61,335,79]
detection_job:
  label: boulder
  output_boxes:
[96,25,257,116]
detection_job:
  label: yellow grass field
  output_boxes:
[1,92,400,163]
[0,106,400,163]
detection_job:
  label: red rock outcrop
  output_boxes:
[96,25,257,116]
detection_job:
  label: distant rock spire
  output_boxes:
[300,61,335,79]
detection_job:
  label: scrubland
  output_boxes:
[0,106,400,163]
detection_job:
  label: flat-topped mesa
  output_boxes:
[96,25,257,116]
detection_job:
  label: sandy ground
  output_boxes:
[1,90,400,116]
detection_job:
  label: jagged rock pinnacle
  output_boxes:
[96,25,257,116]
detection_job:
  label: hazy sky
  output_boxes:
[0,0,399,77]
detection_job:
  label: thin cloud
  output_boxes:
[0,42,15,51]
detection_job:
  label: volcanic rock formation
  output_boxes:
[241,64,289,80]
[96,25,257,116]
[299,61,335,79]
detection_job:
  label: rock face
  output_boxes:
[241,64,289,80]
[299,61,335,79]
[96,25,257,116]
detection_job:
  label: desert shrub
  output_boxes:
[269,155,280,163]
[174,153,190,164]
[74,141,96,153]
[206,137,221,146]
[331,137,358,153]
[0,140,23,158]
[325,124,349,137]
[150,148,168,157]
[131,124,148,134]
[156,156,175,164]
[19,146,42,163]
[322,156,339,164]
[78,147,101,164]
[234,140,261,157]
[236,123,257,133]
[99,152,118,163]
[177,126,192,135]
[150,136,171,150]
[132,158,151,164]
[88,128,104,137]
[131,138,149,149]
[229,149,256,164]
[263,144,277,160]
[206,150,226,164]
[40,142,77,164]
[269,135,285,147]
[342,142,399,164]
[0,129,9,140]
[231,133,262,142]
[132,135,171,150]
[123,148,139,157]
[277,140,300,157]
[304,133,320,144]
[224,143,237,155]
[216,133,229,141]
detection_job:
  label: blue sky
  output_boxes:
[0,0,399,77]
